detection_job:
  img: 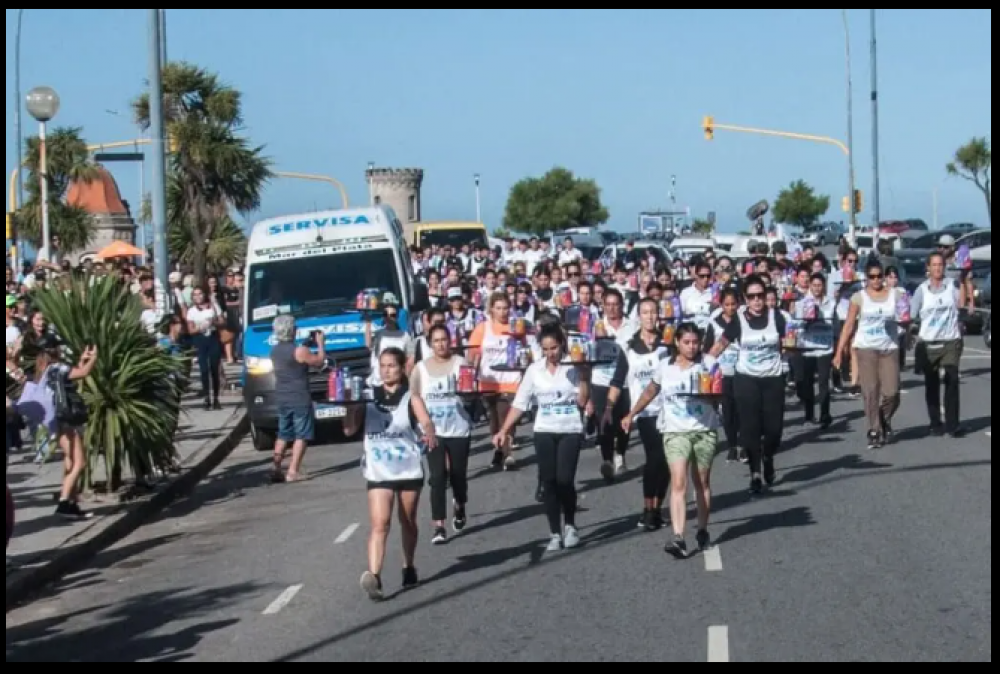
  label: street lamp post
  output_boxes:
[26,86,60,263]
[474,174,482,223]
[13,9,24,270]
[367,162,375,206]
[148,9,170,295]
[843,9,858,241]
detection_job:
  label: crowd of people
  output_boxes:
[327,233,977,601]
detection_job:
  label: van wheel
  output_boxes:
[984,314,991,349]
[251,424,276,452]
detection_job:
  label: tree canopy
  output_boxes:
[502,167,609,236]
[15,127,100,253]
[772,180,830,229]
[947,137,990,224]
[133,62,271,281]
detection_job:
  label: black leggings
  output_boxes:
[734,375,786,476]
[637,417,668,502]
[592,386,630,463]
[720,376,739,450]
[535,433,582,534]
[191,333,222,400]
[426,436,471,522]
[795,355,833,423]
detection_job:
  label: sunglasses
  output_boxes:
[746,292,766,300]
[868,274,883,281]
[697,274,712,280]
[385,313,398,319]
[846,259,859,264]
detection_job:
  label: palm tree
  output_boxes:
[133,63,272,283]
[15,127,100,253]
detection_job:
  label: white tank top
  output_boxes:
[680,285,715,331]
[796,297,837,357]
[710,316,739,377]
[917,281,961,342]
[361,392,425,484]
[592,318,635,388]
[416,360,472,438]
[478,322,521,389]
[656,357,722,434]
[735,309,783,379]
[852,290,899,351]
[624,344,670,418]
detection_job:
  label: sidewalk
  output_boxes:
[5,363,248,609]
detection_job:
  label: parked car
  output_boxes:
[941,223,979,236]
[800,222,847,247]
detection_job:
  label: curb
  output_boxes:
[5,409,250,612]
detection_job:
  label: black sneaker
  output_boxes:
[402,567,419,590]
[726,449,738,463]
[653,509,665,530]
[881,422,894,446]
[696,529,712,551]
[750,477,764,495]
[665,535,688,559]
[55,501,92,521]
[432,528,448,545]
[452,506,467,532]
[929,425,945,437]
[867,431,882,451]
[946,427,966,439]
[491,450,504,469]
[763,459,776,487]
[642,509,660,532]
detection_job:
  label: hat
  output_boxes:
[938,234,956,247]
[447,287,464,301]
[5,295,17,309]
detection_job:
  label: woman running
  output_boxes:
[708,275,788,493]
[605,298,670,531]
[344,349,438,602]
[468,293,522,470]
[410,325,473,545]
[834,260,902,449]
[493,326,593,552]
[911,253,968,438]
[793,273,838,428]
[590,289,636,482]
[624,323,721,557]
[704,289,741,462]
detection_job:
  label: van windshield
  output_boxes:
[247,249,402,326]
[418,229,488,250]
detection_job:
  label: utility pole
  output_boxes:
[14,9,24,269]
[160,9,168,64]
[870,8,882,235]
[149,9,170,293]
[843,9,858,240]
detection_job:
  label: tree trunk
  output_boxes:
[983,187,991,225]
[192,236,209,288]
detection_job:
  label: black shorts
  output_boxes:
[366,479,425,493]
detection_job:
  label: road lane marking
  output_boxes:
[335,524,360,544]
[263,585,303,615]
[704,546,723,572]
[708,626,730,662]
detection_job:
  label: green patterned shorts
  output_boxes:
[664,431,719,470]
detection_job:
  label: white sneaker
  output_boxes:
[563,526,581,549]
[546,534,562,552]
[614,455,626,475]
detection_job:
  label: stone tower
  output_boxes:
[366,168,424,226]
[65,166,138,264]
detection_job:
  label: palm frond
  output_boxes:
[31,276,184,492]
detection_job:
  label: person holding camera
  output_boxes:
[270,316,326,483]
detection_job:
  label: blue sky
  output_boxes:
[5,9,992,235]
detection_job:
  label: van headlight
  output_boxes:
[246,357,273,375]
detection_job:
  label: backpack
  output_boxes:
[47,366,89,427]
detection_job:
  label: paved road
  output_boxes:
[6,350,991,662]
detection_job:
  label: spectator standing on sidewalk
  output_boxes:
[270,315,326,483]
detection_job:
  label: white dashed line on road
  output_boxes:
[708,626,730,662]
[704,546,723,572]
[263,585,303,615]
[335,523,360,544]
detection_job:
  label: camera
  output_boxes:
[303,330,324,349]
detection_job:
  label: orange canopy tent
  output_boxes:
[97,241,145,260]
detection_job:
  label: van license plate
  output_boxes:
[315,406,347,420]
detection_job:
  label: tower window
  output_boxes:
[374,195,381,205]
[408,195,417,221]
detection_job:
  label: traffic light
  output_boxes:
[703,116,714,141]
[842,196,851,213]
[853,189,864,214]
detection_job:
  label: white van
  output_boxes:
[242,206,415,450]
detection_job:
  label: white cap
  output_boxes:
[939,234,956,247]
[447,287,464,301]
